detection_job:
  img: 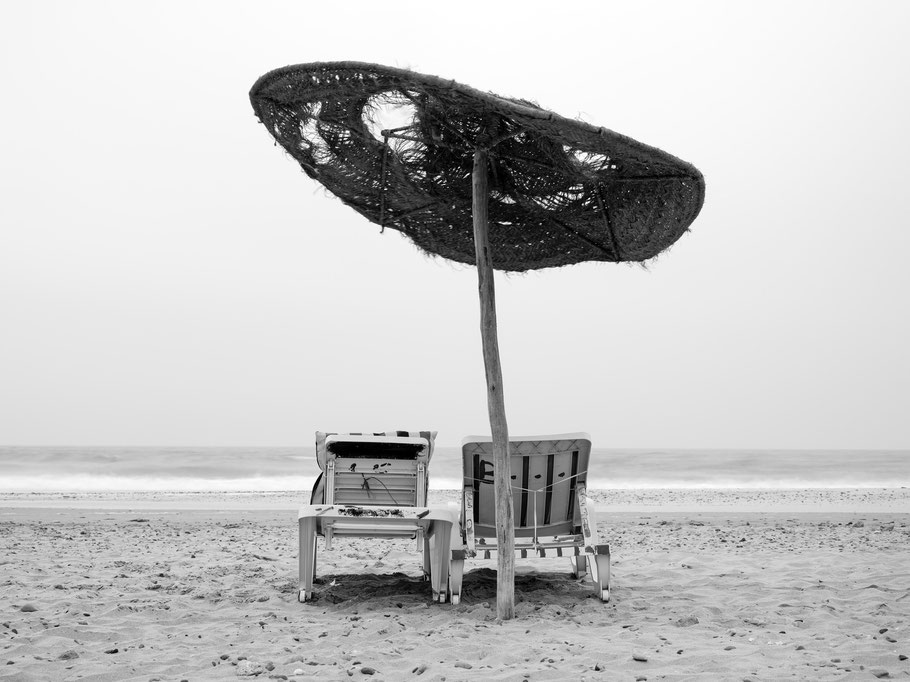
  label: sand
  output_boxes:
[1,489,909,681]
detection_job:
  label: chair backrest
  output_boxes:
[316,431,436,507]
[461,433,592,538]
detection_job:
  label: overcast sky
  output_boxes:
[1,2,908,449]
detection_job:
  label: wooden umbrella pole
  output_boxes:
[472,147,515,620]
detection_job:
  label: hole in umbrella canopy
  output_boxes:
[364,93,419,143]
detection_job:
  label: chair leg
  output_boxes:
[449,557,464,605]
[572,554,587,579]
[422,535,431,582]
[591,546,611,602]
[427,527,452,603]
[298,518,317,602]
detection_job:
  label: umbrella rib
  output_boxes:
[506,191,615,259]
[546,214,616,259]
[593,185,623,259]
[379,136,390,231]
[380,130,466,153]
[494,149,694,185]
[385,201,437,224]
[602,174,698,184]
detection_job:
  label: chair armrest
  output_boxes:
[462,485,476,558]
[576,483,597,554]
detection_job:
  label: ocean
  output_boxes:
[1,446,907,492]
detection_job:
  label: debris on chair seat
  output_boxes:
[338,507,404,517]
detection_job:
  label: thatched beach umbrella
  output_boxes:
[250,61,704,619]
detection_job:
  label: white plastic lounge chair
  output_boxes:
[298,430,457,603]
[449,433,610,603]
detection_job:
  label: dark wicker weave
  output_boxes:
[250,61,705,272]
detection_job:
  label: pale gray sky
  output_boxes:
[1,2,908,448]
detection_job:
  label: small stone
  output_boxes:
[898,654,908,661]
[632,654,648,662]
[795,645,805,651]
[412,664,427,674]
[19,604,38,613]
[293,669,304,675]
[724,646,736,651]
[221,654,230,660]
[594,663,603,671]
[236,660,265,676]
[57,650,79,660]
[360,666,376,675]
[104,648,119,654]
[870,671,890,679]
[454,662,472,669]
[675,616,699,627]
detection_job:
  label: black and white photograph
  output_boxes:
[1,2,908,679]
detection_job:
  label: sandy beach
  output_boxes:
[2,489,909,681]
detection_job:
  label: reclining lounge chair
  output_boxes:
[449,433,610,603]
[298,430,457,603]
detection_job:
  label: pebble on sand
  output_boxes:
[633,654,648,662]
[57,650,79,660]
[675,616,699,627]
[236,660,265,676]
[19,604,37,613]
[360,666,376,675]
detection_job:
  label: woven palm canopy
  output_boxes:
[250,61,705,272]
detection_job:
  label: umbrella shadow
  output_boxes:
[299,566,599,609]
[308,571,435,606]
[457,567,599,607]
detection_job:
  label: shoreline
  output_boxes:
[1,487,908,512]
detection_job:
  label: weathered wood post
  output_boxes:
[472,147,515,620]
